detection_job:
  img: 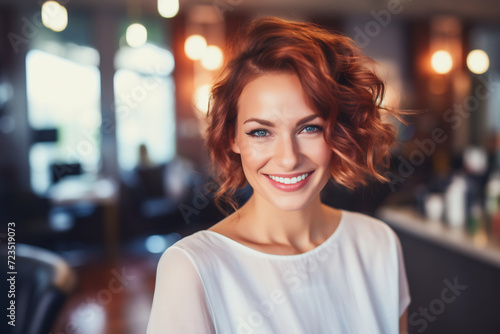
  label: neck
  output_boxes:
[238,193,330,246]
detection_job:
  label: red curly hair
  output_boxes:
[205,16,400,212]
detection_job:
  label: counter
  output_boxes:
[376,205,500,269]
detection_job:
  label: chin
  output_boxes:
[266,195,315,212]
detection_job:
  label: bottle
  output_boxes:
[445,175,467,228]
[485,171,500,241]
[467,202,483,235]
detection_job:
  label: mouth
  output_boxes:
[264,171,314,192]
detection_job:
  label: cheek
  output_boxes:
[237,137,270,159]
[301,139,332,166]
[237,137,271,167]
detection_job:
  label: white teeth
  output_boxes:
[268,173,309,185]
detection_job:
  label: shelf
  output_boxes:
[376,205,500,269]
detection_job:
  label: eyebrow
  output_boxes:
[243,114,320,127]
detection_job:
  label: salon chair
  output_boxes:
[11,244,77,334]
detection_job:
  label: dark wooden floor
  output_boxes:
[51,253,160,334]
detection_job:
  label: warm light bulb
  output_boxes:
[467,49,489,74]
[41,1,68,32]
[126,23,147,48]
[201,45,223,71]
[184,35,207,60]
[158,0,179,18]
[431,50,453,74]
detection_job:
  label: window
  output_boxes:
[26,45,101,194]
[114,43,175,170]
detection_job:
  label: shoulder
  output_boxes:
[149,236,217,334]
[170,230,213,250]
[154,233,210,286]
[340,209,399,246]
[164,231,219,260]
[339,210,405,277]
[159,231,234,272]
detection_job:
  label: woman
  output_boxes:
[147,17,410,334]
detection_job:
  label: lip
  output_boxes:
[264,171,314,192]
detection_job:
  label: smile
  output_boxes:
[267,172,309,184]
[264,171,314,192]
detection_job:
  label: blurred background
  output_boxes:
[0,0,499,333]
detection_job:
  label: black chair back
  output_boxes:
[11,244,77,334]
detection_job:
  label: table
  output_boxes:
[48,175,119,262]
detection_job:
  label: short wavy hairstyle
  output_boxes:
[205,16,401,212]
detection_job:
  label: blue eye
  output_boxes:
[301,125,322,133]
[246,129,269,137]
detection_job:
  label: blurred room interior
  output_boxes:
[0,0,499,333]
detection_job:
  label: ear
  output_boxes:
[230,134,241,154]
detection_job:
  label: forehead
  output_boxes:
[237,73,315,122]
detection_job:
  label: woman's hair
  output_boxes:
[205,16,401,212]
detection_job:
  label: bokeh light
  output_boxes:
[201,45,223,71]
[467,49,489,74]
[41,1,68,32]
[193,84,211,114]
[193,84,210,114]
[145,235,168,254]
[126,23,148,48]
[184,35,207,60]
[158,0,179,18]
[431,50,453,74]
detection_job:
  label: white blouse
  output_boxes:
[147,209,411,334]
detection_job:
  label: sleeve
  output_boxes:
[394,234,411,317]
[147,246,216,334]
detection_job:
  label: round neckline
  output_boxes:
[202,209,346,259]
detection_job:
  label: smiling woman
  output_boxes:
[206,20,400,214]
[147,17,410,334]
[231,73,333,210]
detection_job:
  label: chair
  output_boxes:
[11,244,77,334]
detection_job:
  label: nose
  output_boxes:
[275,135,301,170]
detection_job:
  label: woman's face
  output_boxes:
[231,73,333,211]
